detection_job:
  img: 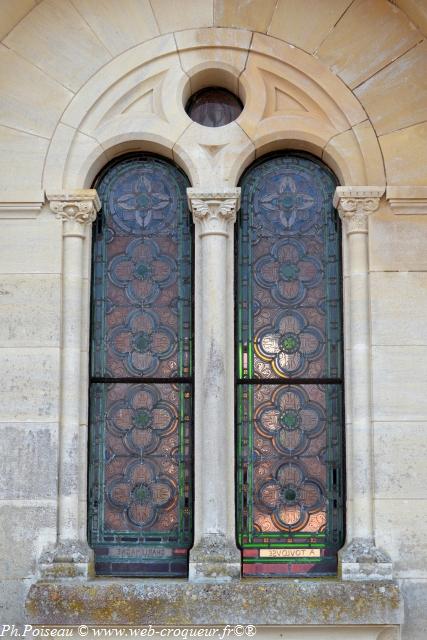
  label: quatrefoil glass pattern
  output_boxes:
[255,386,325,456]
[258,463,325,532]
[89,155,192,577]
[255,310,324,377]
[237,154,344,577]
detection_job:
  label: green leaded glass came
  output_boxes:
[236,154,344,577]
[89,155,193,577]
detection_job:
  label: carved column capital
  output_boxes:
[47,190,101,226]
[187,188,241,237]
[333,186,385,234]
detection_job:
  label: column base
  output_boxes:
[39,540,94,580]
[189,534,241,582]
[340,538,393,581]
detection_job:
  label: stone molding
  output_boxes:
[386,186,427,215]
[47,190,101,225]
[43,30,385,192]
[334,186,385,234]
[26,579,403,626]
[39,541,93,580]
[187,188,241,237]
[189,534,241,582]
[0,192,45,219]
[340,538,393,582]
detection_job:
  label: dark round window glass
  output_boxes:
[186,87,243,127]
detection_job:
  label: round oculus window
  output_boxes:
[186,87,243,127]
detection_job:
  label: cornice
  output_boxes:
[386,186,427,215]
[0,191,45,219]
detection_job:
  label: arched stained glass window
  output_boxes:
[88,155,193,577]
[236,154,344,577]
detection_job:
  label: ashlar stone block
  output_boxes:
[355,39,427,136]
[374,422,427,500]
[69,0,159,56]
[379,121,427,186]
[214,0,277,32]
[0,44,72,139]
[0,503,56,579]
[0,348,60,422]
[4,0,111,92]
[372,346,427,422]
[0,423,58,500]
[0,274,61,348]
[317,0,421,89]
[370,272,427,346]
[268,0,352,54]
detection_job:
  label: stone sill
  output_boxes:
[26,579,403,626]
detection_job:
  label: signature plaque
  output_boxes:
[260,548,321,558]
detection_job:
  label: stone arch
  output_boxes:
[43,29,385,193]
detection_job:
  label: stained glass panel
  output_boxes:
[186,87,243,127]
[236,154,344,577]
[89,155,193,576]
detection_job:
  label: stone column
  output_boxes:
[40,190,100,579]
[187,189,241,582]
[334,186,392,580]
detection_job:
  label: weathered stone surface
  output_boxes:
[340,538,392,582]
[369,208,427,272]
[0,423,58,500]
[0,218,62,275]
[0,275,61,348]
[26,580,402,626]
[371,346,427,422]
[375,500,427,576]
[374,422,427,500]
[0,504,56,579]
[0,349,60,421]
[400,579,427,640]
[0,579,32,624]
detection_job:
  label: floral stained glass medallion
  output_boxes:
[89,155,193,576]
[236,154,344,577]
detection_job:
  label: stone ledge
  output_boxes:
[26,580,403,626]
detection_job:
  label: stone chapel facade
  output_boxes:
[1,1,427,638]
